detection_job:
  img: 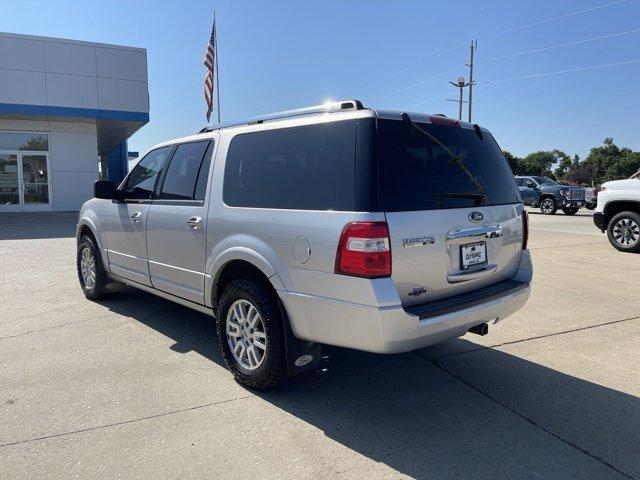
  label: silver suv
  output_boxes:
[76,100,533,389]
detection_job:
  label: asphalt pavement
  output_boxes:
[0,210,638,479]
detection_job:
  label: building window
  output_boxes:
[0,132,49,151]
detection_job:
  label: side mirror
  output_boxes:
[94,180,121,200]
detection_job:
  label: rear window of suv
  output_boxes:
[377,119,519,211]
[223,120,356,210]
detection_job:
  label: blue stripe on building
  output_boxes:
[0,103,149,123]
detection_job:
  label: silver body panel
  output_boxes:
[77,105,532,354]
[386,204,524,307]
[102,202,152,286]
[146,202,209,303]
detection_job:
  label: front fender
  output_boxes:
[76,199,109,270]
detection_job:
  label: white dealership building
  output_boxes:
[0,32,149,212]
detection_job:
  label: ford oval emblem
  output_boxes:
[469,211,483,223]
[294,354,314,367]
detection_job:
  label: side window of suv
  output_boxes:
[123,146,172,200]
[160,141,212,200]
[223,120,356,210]
[515,178,524,187]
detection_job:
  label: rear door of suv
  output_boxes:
[146,138,216,304]
[376,116,525,307]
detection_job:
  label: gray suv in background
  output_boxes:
[76,100,533,389]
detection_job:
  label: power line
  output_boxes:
[481,27,640,63]
[383,0,631,111]
[405,90,451,108]
[393,41,469,76]
[388,0,629,81]
[487,0,629,37]
[386,64,465,97]
[483,59,640,84]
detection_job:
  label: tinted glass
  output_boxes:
[223,120,356,210]
[161,141,209,200]
[0,132,48,151]
[195,141,214,200]
[378,120,519,211]
[534,176,557,186]
[515,177,524,187]
[124,146,172,199]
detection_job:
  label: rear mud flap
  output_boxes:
[278,299,321,377]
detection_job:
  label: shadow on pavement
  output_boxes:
[526,209,594,218]
[0,212,77,239]
[102,288,637,479]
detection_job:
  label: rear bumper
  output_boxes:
[279,251,533,354]
[593,212,605,231]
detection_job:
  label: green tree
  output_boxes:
[520,151,562,178]
[553,150,573,179]
[502,151,523,175]
[583,138,637,183]
[604,152,640,180]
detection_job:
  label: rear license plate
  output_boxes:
[461,241,487,270]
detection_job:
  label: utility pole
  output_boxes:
[447,76,469,121]
[467,39,477,123]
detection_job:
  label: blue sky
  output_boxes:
[3,0,640,159]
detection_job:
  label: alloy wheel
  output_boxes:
[226,299,267,370]
[612,218,640,247]
[541,199,554,214]
[80,247,97,290]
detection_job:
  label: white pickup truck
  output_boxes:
[594,170,640,253]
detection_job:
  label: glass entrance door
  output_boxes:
[20,154,50,211]
[0,152,51,212]
[0,153,21,212]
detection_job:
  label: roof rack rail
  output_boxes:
[198,99,364,134]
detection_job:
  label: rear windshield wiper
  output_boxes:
[401,113,488,202]
[431,192,487,199]
[430,191,487,206]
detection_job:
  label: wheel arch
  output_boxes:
[206,248,286,310]
[76,219,100,245]
[77,219,110,273]
[540,193,557,202]
[603,200,640,226]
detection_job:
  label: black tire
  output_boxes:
[607,211,640,253]
[77,235,110,300]
[539,197,557,215]
[562,207,579,215]
[216,278,288,390]
[586,204,596,210]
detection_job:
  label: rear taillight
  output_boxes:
[335,222,391,278]
[522,210,529,250]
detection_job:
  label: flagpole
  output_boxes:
[214,11,221,123]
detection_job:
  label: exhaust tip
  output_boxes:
[468,323,489,336]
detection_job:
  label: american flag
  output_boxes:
[203,17,216,122]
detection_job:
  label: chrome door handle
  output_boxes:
[187,216,203,230]
[131,212,143,223]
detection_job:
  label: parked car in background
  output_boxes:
[76,100,533,389]
[584,186,598,210]
[594,172,640,253]
[515,176,585,215]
